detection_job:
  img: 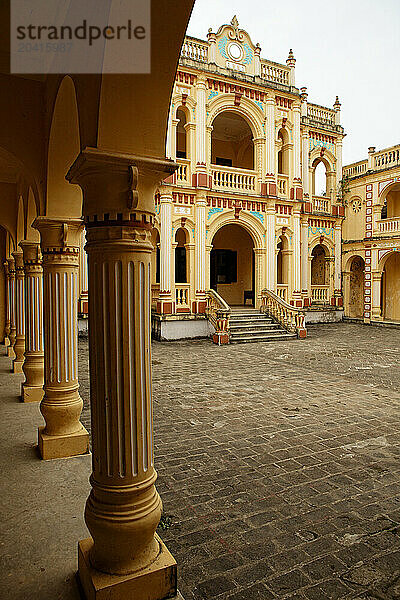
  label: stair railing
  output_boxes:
[205,289,231,345]
[260,289,307,338]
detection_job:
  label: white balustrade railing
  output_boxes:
[205,289,231,345]
[260,289,306,338]
[374,146,400,169]
[175,284,190,309]
[311,285,329,303]
[313,196,330,213]
[260,61,289,85]
[307,103,336,125]
[176,159,190,185]
[277,285,288,302]
[212,165,256,193]
[343,161,367,178]
[277,175,288,197]
[377,218,400,234]
[181,38,208,62]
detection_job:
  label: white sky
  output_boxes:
[186,0,400,166]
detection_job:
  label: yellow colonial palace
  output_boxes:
[342,145,400,324]
[151,17,346,342]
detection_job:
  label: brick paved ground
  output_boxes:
[79,323,400,600]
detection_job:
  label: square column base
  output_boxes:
[7,347,15,359]
[78,535,177,600]
[38,425,90,460]
[21,383,44,403]
[12,359,24,373]
[4,338,10,347]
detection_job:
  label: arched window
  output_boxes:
[313,160,327,196]
[211,111,254,169]
[176,109,188,159]
[384,183,400,219]
[276,235,289,284]
[277,129,289,175]
[175,228,187,283]
[311,245,327,285]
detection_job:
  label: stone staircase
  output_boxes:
[229,307,297,344]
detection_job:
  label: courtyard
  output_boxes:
[2,323,400,599]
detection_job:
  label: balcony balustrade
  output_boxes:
[260,61,290,85]
[176,159,190,186]
[311,285,329,303]
[175,284,190,311]
[180,37,208,62]
[312,196,330,214]
[376,217,400,234]
[211,165,256,193]
[277,175,288,197]
[307,103,336,126]
[277,284,288,302]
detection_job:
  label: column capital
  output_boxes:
[67,148,176,223]
[19,240,42,265]
[6,256,15,274]
[3,260,9,277]
[159,186,174,201]
[33,217,83,253]
[12,249,24,273]
[196,190,207,205]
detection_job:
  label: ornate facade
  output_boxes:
[342,144,400,323]
[151,17,345,340]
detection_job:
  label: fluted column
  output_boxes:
[195,190,207,313]
[334,223,342,304]
[12,250,25,373]
[371,271,382,321]
[6,257,16,358]
[195,75,207,168]
[67,148,177,600]
[293,104,301,182]
[254,248,266,308]
[301,131,309,197]
[292,208,302,303]
[79,229,89,316]
[266,201,276,290]
[33,217,89,460]
[20,241,44,403]
[3,261,11,346]
[159,188,174,314]
[265,95,275,179]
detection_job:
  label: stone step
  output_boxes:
[230,323,281,332]
[230,332,296,344]
[230,315,273,322]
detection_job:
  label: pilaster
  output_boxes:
[292,207,302,305]
[33,216,89,460]
[265,201,276,290]
[158,188,174,314]
[195,190,207,313]
[67,147,177,600]
[19,241,44,403]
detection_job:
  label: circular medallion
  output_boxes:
[227,42,243,61]
[352,199,362,213]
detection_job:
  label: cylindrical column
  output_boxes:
[6,257,16,358]
[79,229,89,316]
[159,189,174,314]
[293,104,301,181]
[301,131,309,197]
[265,202,276,290]
[195,75,207,167]
[20,241,44,403]
[12,250,25,373]
[195,191,207,312]
[33,217,89,460]
[254,248,266,307]
[3,261,11,346]
[336,139,343,190]
[265,96,275,178]
[301,217,309,302]
[67,149,177,600]
[371,271,382,321]
[293,209,301,298]
[334,223,342,296]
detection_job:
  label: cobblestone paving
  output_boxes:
[79,323,400,600]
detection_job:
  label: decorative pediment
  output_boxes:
[212,16,260,76]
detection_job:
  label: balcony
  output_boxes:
[311,285,329,304]
[176,159,191,186]
[175,284,191,312]
[277,175,288,198]
[376,217,400,235]
[312,196,330,214]
[180,37,208,63]
[211,165,256,193]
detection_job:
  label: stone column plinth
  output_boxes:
[12,250,25,373]
[20,241,44,403]
[6,257,16,358]
[67,148,177,600]
[3,261,11,346]
[33,217,89,460]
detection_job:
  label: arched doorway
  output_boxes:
[176,108,188,159]
[382,252,400,321]
[211,111,254,169]
[174,227,188,283]
[311,244,329,304]
[276,234,289,301]
[211,223,254,306]
[348,256,365,318]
